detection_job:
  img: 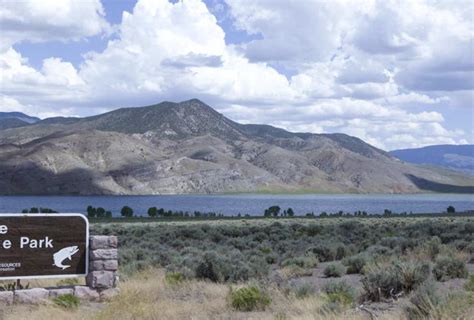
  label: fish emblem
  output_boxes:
[53,246,79,270]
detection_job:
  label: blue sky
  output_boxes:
[0,0,472,150]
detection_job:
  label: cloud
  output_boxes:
[161,54,223,68]
[225,0,369,67]
[0,0,110,49]
[0,47,85,101]
[0,0,472,151]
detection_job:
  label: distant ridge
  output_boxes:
[0,99,473,195]
[0,112,40,124]
[391,144,474,176]
[0,118,30,130]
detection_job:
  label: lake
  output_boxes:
[0,194,473,216]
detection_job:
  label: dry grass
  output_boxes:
[3,268,471,320]
[1,268,379,320]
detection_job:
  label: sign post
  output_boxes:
[0,214,88,280]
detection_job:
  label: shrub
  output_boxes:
[404,281,440,319]
[195,256,219,282]
[365,245,392,258]
[322,280,356,306]
[362,264,402,302]
[464,274,474,292]
[395,261,431,292]
[165,272,185,285]
[308,243,335,262]
[423,236,442,259]
[280,265,314,279]
[229,286,271,311]
[282,256,318,269]
[433,256,468,281]
[53,294,80,309]
[324,263,344,278]
[343,254,367,274]
[294,283,315,298]
[362,261,430,302]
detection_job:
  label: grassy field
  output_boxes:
[2,217,474,319]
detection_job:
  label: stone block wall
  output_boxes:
[0,235,119,305]
[87,235,119,290]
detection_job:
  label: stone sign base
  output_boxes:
[0,235,119,305]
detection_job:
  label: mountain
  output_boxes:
[390,145,474,176]
[0,112,40,124]
[0,118,30,130]
[0,99,472,195]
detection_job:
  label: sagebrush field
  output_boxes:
[2,217,474,319]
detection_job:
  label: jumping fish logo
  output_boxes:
[53,246,79,270]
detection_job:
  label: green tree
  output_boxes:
[96,207,106,218]
[287,208,295,217]
[105,211,112,218]
[264,206,281,217]
[121,206,134,218]
[447,206,455,214]
[148,207,158,217]
[86,206,96,218]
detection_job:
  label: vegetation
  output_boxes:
[0,281,29,291]
[343,254,367,274]
[91,218,473,282]
[21,207,57,213]
[229,285,271,311]
[3,216,473,319]
[52,294,80,310]
[322,280,356,306]
[74,203,474,220]
[432,256,468,281]
[164,272,185,286]
[120,206,134,218]
[324,263,345,278]
[464,274,474,292]
[87,206,112,218]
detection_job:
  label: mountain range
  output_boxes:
[0,99,472,195]
[0,112,40,130]
[390,145,474,176]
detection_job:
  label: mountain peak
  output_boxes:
[76,99,240,138]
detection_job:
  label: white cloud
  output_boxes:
[378,92,449,105]
[0,0,110,49]
[225,0,371,67]
[78,0,296,107]
[0,0,472,150]
[0,47,85,102]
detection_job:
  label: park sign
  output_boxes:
[0,214,88,280]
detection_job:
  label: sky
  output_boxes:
[0,0,473,151]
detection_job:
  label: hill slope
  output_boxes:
[0,112,40,124]
[391,145,474,176]
[0,118,30,130]
[0,99,472,195]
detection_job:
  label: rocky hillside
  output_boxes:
[0,99,473,195]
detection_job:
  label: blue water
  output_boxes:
[0,194,472,216]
